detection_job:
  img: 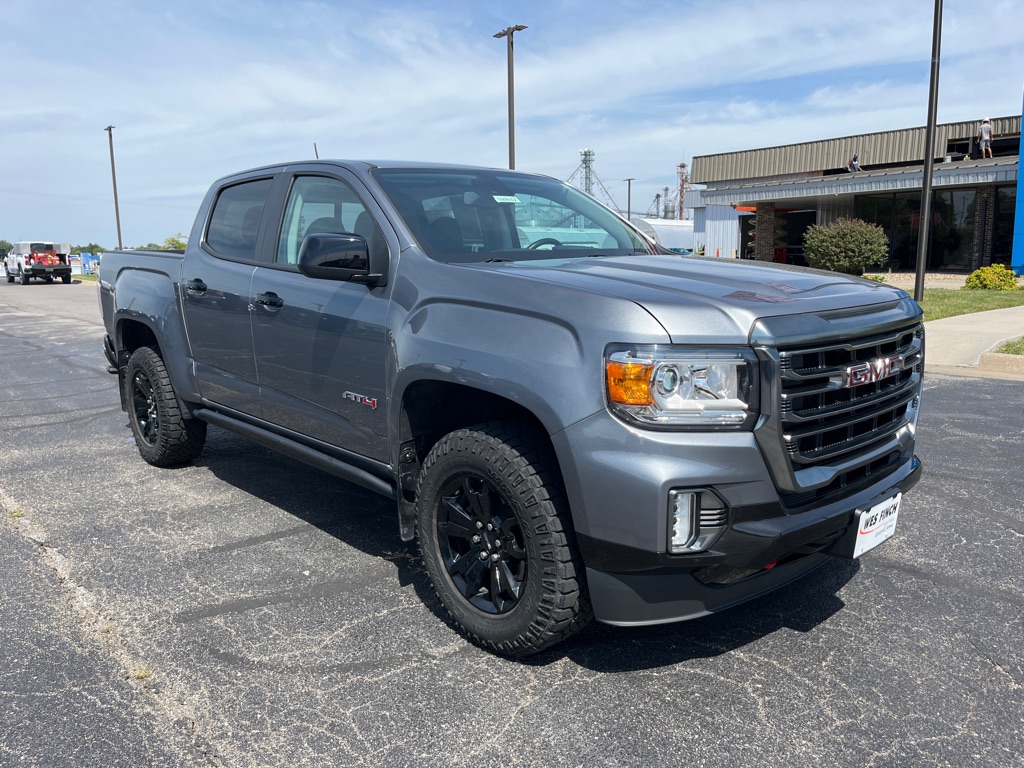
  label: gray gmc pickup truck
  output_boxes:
[99,160,923,656]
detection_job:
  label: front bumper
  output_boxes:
[552,408,922,627]
[585,457,921,626]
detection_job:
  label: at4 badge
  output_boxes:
[342,391,378,409]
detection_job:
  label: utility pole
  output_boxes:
[624,178,634,221]
[104,125,123,250]
[493,24,527,169]
[915,0,942,302]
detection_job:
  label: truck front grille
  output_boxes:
[757,319,923,508]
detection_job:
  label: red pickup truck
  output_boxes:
[4,241,73,284]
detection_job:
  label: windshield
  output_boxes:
[371,168,659,263]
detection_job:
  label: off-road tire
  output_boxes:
[416,421,592,657]
[125,346,207,467]
[61,274,71,284]
[19,268,29,285]
[4,266,12,283]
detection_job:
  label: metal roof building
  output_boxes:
[688,115,1021,273]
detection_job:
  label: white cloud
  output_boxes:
[0,0,1020,246]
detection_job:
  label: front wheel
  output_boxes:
[125,346,207,466]
[416,422,591,656]
[4,265,12,283]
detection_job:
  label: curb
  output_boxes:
[925,362,1024,382]
[979,352,1024,375]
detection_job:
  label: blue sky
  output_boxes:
[1,0,1022,249]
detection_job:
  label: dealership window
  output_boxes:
[857,188,989,272]
[995,186,1016,266]
[930,189,975,271]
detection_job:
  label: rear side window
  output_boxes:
[205,178,273,260]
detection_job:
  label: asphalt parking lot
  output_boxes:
[1,280,1022,768]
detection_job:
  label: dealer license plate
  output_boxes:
[853,493,901,558]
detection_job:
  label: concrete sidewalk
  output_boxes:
[923,305,1024,379]
[862,272,1024,380]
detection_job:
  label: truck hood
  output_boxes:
[494,254,911,344]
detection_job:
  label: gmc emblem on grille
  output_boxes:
[845,354,903,388]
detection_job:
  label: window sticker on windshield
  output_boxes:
[493,195,521,204]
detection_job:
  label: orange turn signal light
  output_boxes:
[606,360,654,406]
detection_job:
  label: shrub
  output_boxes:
[803,217,889,275]
[962,263,1021,291]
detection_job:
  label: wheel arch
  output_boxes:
[394,379,567,541]
[117,317,163,359]
[114,315,201,414]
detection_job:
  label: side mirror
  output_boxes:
[297,234,383,285]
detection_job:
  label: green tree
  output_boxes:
[72,243,107,255]
[133,234,187,251]
[803,217,888,275]
[0,239,12,253]
[162,232,188,251]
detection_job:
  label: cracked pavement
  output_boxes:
[1,281,1021,767]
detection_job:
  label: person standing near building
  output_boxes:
[977,118,994,158]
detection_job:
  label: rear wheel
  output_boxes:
[125,346,206,466]
[19,268,29,285]
[61,274,71,284]
[416,422,591,656]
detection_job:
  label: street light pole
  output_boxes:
[493,24,527,170]
[104,125,124,250]
[914,0,942,302]
[624,178,635,221]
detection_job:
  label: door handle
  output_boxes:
[184,278,207,294]
[254,292,284,309]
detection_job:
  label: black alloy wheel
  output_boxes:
[436,472,528,615]
[130,365,161,447]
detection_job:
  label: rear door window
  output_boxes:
[205,178,274,261]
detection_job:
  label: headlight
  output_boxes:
[606,346,758,428]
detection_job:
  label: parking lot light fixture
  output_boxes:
[493,24,527,170]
